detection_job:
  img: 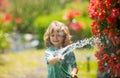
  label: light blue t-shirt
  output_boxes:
[45,46,77,78]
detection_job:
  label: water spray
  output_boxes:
[46,37,100,57]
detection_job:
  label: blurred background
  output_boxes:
[0,0,98,78]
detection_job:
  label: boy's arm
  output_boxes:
[71,67,78,78]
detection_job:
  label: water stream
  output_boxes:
[46,37,99,57]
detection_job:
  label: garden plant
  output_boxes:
[88,0,120,77]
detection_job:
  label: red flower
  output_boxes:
[98,61,104,72]
[105,0,113,7]
[69,22,84,32]
[108,59,114,66]
[116,49,120,55]
[103,53,109,61]
[118,0,120,3]
[15,17,22,24]
[95,51,102,59]
[71,10,81,17]
[91,27,100,37]
[106,14,116,24]
[111,8,119,18]
[112,64,120,77]
[0,0,3,6]
[98,11,105,21]
[108,29,114,39]
[3,14,12,22]
[63,10,81,20]
[90,21,99,27]
[106,8,119,24]
[102,29,108,35]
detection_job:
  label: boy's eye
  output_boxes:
[50,34,61,37]
[51,34,54,37]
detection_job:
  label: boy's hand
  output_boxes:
[71,72,77,78]
[56,54,64,62]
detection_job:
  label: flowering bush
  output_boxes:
[63,10,84,32]
[63,10,81,20]
[0,13,12,52]
[88,0,120,77]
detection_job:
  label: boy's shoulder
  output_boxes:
[45,46,56,52]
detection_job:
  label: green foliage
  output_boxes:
[10,0,73,33]
[10,0,40,33]
[0,31,10,53]
[76,16,92,38]
[0,13,11,52]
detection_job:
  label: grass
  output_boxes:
[0,48,98,78]
[75,48,98,78]
[77,61,97,78]
[0,49,45,78]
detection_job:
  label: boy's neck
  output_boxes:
[54,45,62,49]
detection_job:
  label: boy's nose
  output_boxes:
[54,36,58,40]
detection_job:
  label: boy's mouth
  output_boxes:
[53,41,59,42]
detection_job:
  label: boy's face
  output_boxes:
[50,31,64,47]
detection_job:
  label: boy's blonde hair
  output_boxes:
[43,21,72,47]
